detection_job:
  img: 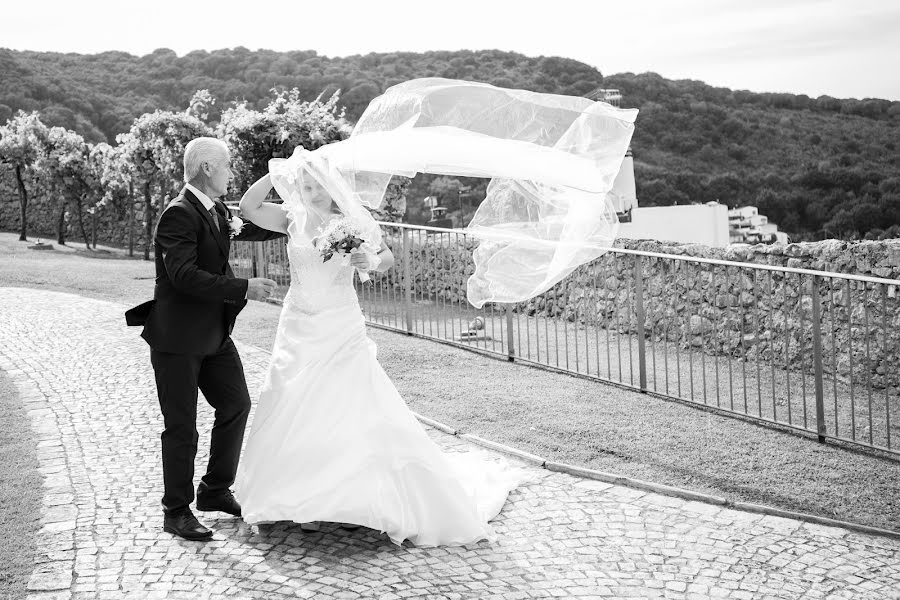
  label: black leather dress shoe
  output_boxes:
[196,490,242,517]
[163,509,213,541]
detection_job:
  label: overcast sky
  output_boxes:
[4,0,898,100]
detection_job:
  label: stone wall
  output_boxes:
[1,166,145,250]
[379,232,900,391]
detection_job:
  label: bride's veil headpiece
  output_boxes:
[270,78,637,307]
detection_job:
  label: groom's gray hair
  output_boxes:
[183,137,229,182]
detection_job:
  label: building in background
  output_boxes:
[618,201,731,247]
[423,195,453,228]
[728,206,790,244]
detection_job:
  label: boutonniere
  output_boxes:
[227,215,244,238]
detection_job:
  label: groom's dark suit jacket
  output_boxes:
[126,187,283,355]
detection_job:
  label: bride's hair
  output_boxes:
[184,137,229,182]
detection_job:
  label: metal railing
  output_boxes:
[232,222,900,458]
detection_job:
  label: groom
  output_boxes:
[126,137,284,540]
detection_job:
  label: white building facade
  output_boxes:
[618,202,731,247]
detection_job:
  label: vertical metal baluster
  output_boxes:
[388,232,396,329]
[506,304,515,362]
[383,232,391,328]
[397,228,404,330]
[421,230,428,336]
[585,274,592,376]
[784,271,792,425]
[527,304,533,362]
[688,262,695,402]
[616,261,623,383]
[413,229,421,335]
[709,265,726,408]
[800,273,808,429]
[700,262,708,405]
[727,264,734,411]
[754,269,762,417]
[535,303,550,367]
[426,231,434,338]
[712,263,720,408]
[829,278,839,437]
[382,229,391,326]
[491,303,498,353]
[594,267,602,379]
[626,260,635,385]
[566,289,572,371]
[864,281,873,445]
[413,229,420,335]
[811,276,826,443]
[553,296,560,367]
[883,284,891,450]
[605,284,613,381]
[442,233,450,339]
[675,261,682,399]
[848,281,856,441]
[768,270,777,422]
[634,255,647,392]
[741,265,748,414]
[650,258,658,392]
[450,233,458,342]
[428,232,435,337]
[402,228,413,334]
[665,260,671,396]
[432,232,439,336]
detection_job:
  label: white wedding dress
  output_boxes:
[234,236,528,547]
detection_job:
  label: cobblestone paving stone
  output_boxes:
[1,287,899,600]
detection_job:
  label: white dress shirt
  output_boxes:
[184,183,216,212]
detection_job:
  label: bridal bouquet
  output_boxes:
[316,217,378,282]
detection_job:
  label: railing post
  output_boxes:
[402,228,413,334]
[505,304,515,362]
[633,255,648,392]
[810,276,827,442]
[253,242,267,279]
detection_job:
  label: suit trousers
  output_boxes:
[150,338,251,514]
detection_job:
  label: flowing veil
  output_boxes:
[269,78,638,307]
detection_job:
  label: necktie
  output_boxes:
[209,207,220,232]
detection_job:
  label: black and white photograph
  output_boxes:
[1,1,899,598]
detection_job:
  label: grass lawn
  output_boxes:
[0,369,41,599]
[1,231,898,551]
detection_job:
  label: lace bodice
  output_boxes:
[284,240,359,311]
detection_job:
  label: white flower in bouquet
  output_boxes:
[316,217,379,282]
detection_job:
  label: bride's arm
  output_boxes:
[238,174,289,234]
[372,240,394,273]
[351,239,394,273]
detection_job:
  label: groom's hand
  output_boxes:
[246,278,277,301]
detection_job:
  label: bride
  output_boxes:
[233,160,527,547]
[233,78,637,546]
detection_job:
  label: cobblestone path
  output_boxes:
[1,288,898,599]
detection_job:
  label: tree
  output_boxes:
[35,126,96,246]
[95,143,138,255]
[220,88,351,199]
[0,111,48,240]
[370,176,410,223]
[186,89,217,124]
[118,110,212,259]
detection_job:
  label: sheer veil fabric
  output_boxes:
[236,79,636,547]
[269,78,638,307]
